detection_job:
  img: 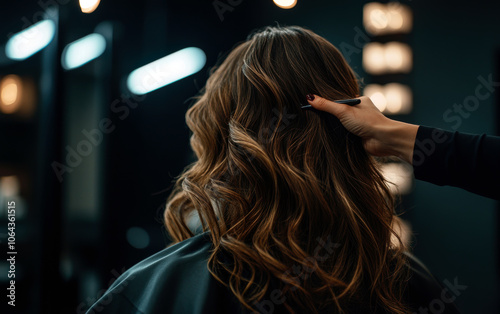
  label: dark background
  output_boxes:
[0,0,498,313]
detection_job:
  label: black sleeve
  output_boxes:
[412,125,500,200]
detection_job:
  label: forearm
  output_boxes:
[411,126,500,200]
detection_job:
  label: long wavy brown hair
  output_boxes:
[164,25,409,313]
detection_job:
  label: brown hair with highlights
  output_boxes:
[164,25,409,313]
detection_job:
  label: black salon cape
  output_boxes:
[86,231,461,314]
[413,125,500,200]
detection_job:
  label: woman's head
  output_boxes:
[164,25,408,313]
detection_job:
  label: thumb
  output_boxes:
[306,94,349,118]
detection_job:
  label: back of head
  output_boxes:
[164,25,408,313]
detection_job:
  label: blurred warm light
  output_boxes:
[363,83,412,115]
[362,42,385,75]
[371,10,388,29]
[0,75,22,114]
[0,75,36,117]
[366,3,388,30]
[273,0,297,9]
[62,33,106,70]
[384,42,412,72]
[387,6,403,30]
[386,2,412,33]
[364,2,412,35]
[384,83,412,114]
[127,47,206,95]
[0,176,20,197]
[363,41,412,74]
[380,162,413,194]
[391,218,412,248]
[80,0,101,13]
[5,20,55,60]
[370,91,387,112]
[363,84,386,112]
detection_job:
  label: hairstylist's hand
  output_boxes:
[306,94,419,164]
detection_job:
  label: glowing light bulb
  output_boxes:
[384,83,412,114]
[5,20,55,60]
[80,0,101,13]
[363,42,385,75]
[384,42,412,73]
[127,47,206,95]
[387,9,404,29]
[273,0,297,9]
[364,2,412,35]
[363,84,387,112]
[370,9,388,29]
[62,33,106,70]
[380,163,413,194]
[363,42,412,74]
[0,75,22,114]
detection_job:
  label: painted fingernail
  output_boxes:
[306,94,315,101]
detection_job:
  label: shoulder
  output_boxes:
[87,232,242,314]
[110,231,213,289]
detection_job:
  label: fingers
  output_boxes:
[306,94,352,118]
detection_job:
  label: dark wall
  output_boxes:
[410,1,499,312]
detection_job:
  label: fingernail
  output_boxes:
[306,94,315,101]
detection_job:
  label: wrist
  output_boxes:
[376,119,419,164]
